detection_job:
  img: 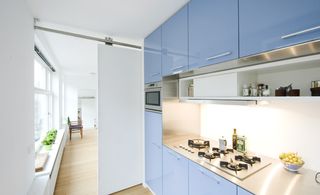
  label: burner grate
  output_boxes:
[235,155,261,166]
[220,160,248,174]
[188,139,210,149]
[198,151,220,160]
[212,147,234,154]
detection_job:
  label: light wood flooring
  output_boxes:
[54,129,151,195]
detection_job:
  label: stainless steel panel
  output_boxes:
[179,39,320,78]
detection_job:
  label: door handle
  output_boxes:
[171,65,184,71]
[281,25,320,39]
[197,168,221,184]
[206,51,232,61]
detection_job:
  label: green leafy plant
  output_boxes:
[42,128,58,146]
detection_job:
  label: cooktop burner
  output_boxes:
[176,139,272,180]
[188,139,210,149]
[212,147,234,154]
[235,155,261,166]
[198,151,220,161]
[220,160,248,174]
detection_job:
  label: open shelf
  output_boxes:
[179,54,320,101]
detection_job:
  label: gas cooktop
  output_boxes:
[177,139,272,180]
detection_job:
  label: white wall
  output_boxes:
[52,73,60,128]
[64,83,78,121]
[0,0,34,194]
[80,98,96,129]
[98,45,143,195]
[64,74,97,97]
[163,101,201,134]
[201,101,320,171]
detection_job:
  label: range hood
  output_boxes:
[179,39,320,78]
[179,98,257,106]
[162,39,320,106]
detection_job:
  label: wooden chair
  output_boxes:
[67,117,83,140]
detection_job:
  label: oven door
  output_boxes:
[145,89,161,111]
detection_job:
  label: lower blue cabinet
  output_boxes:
[145,111,162,195]
[163,146,188,195]
[189,161,237,195]
[238,187,254,195]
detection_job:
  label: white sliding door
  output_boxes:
[98,45,143,195]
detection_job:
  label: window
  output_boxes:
[34,56,52,143]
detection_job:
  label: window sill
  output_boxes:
[35,128,67,177]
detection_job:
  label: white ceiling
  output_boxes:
[36,30,99,75]
[29,0,188,94]
[27,0,189,41]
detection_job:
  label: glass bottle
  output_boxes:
[242,84,249,96]
[250,83,257,96]
[263,85,270,96]
[232,128,238,150]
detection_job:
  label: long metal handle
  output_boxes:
[206,51,231,61]
[145,109,162,114]
[281,25,320,39]
[152,142,161,149]
[167,150,181,160]
[172,70,183,75]
[151,73,160,77]
[171,65,184,71]
[197,168,221,184]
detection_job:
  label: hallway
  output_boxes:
[54,129,151,195]
[54,129,98,195]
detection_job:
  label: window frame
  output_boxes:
[34,53,53,151]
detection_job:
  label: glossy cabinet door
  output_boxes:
[238,187,254,195]
[239,0,320,57]
[162,146,188,195]
[145,111,162,195]
[188,0,238,69]
[162,5,188,76]
[144,27,162,84]
[189,161,237,195]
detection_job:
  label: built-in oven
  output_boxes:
[145,82,162,111]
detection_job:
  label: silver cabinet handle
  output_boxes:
[167,150,181,160]
[171,65,184,71]
[197,168,221,184]
[152,142,161,149]
[172,70,183,75]
[281,25,320,39]
[151,73,160,77]
[206,51,231,61]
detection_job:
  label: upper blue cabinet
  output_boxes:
[162,5,188,76]
[239,0,320,57]
[144,27,162,84]
[188,0,239,70]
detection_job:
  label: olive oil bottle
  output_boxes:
[232,128,237,150]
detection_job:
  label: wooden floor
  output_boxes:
[111,184,152,195]
[54,129,151,195]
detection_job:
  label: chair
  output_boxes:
[67,117,83,140]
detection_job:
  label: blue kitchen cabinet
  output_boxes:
[188,0,238,69]
[144,27,162,84]
[189,161,237,195]
[238,187,254,195]
[239,0,320,57]
[162,5,188,76]
[145,111,162,195]
[162,146,188,195]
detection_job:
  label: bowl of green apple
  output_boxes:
[279,152,304,172]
